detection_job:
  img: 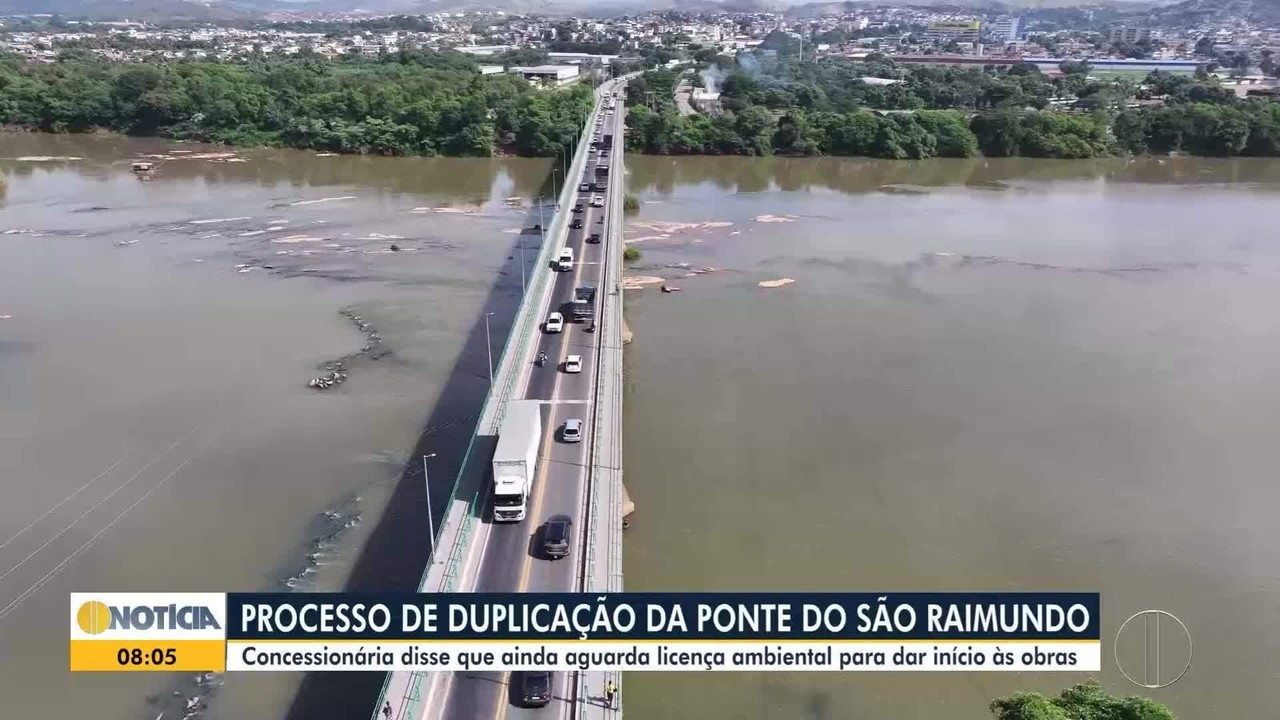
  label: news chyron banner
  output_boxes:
[71,592,1100,673]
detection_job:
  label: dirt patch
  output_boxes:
[755,214,799,223]
[758,278,795,288]
[291,196,356,206]
[623,276,665,290]
[410,206,482,215]
[629,221,732,234]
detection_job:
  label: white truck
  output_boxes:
[491,399,542,522]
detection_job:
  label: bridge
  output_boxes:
[372,77,630,720]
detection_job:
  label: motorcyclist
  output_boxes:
[537,351,548,365]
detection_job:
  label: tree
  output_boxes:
[735,106,777,156]
[991,682,1174,720]
[0,52,592,159]
[915,110,978,157]
[970,109,1022,156]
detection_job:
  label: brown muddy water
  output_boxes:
[0,134,559,720]
[621,156,1280,720]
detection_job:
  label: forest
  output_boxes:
[0,50,593,157]
[625,59,1280,159]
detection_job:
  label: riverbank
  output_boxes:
[1,124,573,160]
[0,55,593,159]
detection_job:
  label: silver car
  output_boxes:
[562,418,583,443]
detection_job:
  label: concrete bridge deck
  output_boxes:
[372,76,630,720]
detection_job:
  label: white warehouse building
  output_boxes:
[508,65,580,86]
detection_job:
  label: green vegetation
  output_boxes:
[0,51,593,157]
[625,58,1280,159]
[622,194,640,214]
[990,682,1173,720]
[623,246,641,262]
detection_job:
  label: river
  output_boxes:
[620,156,1280,719]
[3,138,1276,720]
[0,133,555,720]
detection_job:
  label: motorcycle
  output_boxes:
[536,352,548,367]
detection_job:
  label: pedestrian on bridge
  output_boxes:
[382,701,392,719]
[604,679,617,709]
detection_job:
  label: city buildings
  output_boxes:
[925,21,982,44]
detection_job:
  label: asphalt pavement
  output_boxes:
[437,91,626,720]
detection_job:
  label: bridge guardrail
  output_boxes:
[571,91,628,720]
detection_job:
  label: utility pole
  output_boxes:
[422,453,438,560]
[518,225,526,294]
[483,312,494,385]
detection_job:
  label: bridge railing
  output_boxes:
[370,81,611,720]
[570,93,629,720]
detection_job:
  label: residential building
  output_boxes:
[990,17,1020,44]
[1109,26,1152,45]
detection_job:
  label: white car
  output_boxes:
[561,419,583,443]
[545,312,564,334]
[590,195,604,208]
[564,355,583,374]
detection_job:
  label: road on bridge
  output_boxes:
[436,88,627,720]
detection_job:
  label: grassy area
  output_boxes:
[623,194,640,214]
[623,246,641,262]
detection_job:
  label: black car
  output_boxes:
[542,515,572,559]
[587,233,602,244]
[572,203,584,214]
[519,671,552,707]
[570,218,583,229]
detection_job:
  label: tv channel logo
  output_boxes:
[70,593,227,640]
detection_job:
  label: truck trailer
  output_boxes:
[565,286,597,322]
[491,399,542,522]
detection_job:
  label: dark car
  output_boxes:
[587,233,602,244]
[542,515,573,559]
[519,671,552,707]
[572,203,584,214]
[570,218,583,229]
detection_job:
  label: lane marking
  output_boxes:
[490,105,609,720]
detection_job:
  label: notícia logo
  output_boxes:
[76,600,220,635]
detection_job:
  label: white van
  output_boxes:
[556,248,574,271]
